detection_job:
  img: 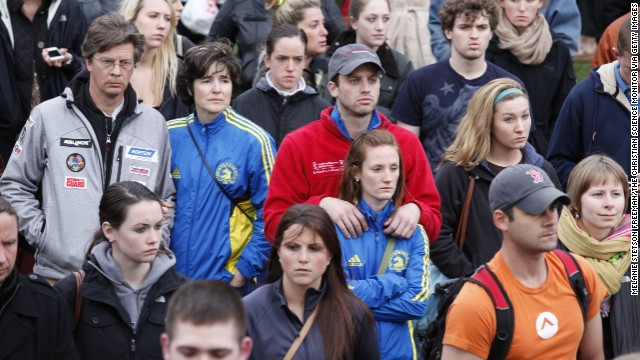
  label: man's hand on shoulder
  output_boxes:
[319,197,368,238]
[383,202,420,239]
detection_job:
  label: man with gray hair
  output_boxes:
[0,12,175,282]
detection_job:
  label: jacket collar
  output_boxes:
[255,76,318,99]
[592,61,631,112]
[476,143,544,177]
[329,106,381,140]
[273,277,327,321]
[356,198,395,231]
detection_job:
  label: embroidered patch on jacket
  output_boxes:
[124,146,158,163]
[347,254,364,267]
[171,167,181,179]
[65,177,87,189]
[60,138,93,148]
[388,250,409,272]
[130,166,150,176]
[13,143,23,157]
[215,162,238,185]
[66,153,86,172]
[26,117,34,127]
[311,160,344,175]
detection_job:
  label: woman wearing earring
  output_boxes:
[431,78,561,280]
[121,0,191,120]
[323,0,413,117]
[336,129,429,360]
[54,181,186,359]
[243,204,380,359]
[485,0,575,156]
[234,24,330,147]
[167,41,275,294]
[558,155,638,358]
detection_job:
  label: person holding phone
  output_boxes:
[0,0,87,172]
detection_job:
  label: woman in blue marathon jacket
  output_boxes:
[337,129,430,360]
[166,41,275,295]
[55,181,186,359]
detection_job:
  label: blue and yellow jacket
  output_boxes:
[338,199,430,360]
[167,108,275,282]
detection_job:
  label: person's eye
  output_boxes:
[286,243,299,250]
[391,165,399,172]
[135,228,146,233]
[383,16,390,22]
[349,78,359,84]
[294,57,304,64]
[612,191,623,197]
[154,224,163,230]
[367,17,376,23]
[503,117,514,122]
[522,114,530,120]
[368,78,378,84]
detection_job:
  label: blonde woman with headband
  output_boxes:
[430,78,562,280]
[121,0,190,120]
[558,155,638,358]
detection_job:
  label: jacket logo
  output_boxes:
[215,162,238,185]
[125,146,158,163]
[60,138,93,148]
[66,153,86,172]
[13,143,23,157]
[347,254,364,267]
[171,167,181,179]
[65,177,86,189]
[388,250,409,273]
[311,160,344,175]
[130,166,150,176]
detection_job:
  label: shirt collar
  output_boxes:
[329,106,381,141]
[614,62,630,101]
[265,71,306,97]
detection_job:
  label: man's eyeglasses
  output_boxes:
[95,58,135,71]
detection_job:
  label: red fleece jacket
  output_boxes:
[264,107,441,243]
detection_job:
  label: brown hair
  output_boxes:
[268,204,374,360]
[81,12,145,62]
[566,155,630,215]
[165,280,246,342]
[338,129,405,207]
[439,0,499,33]
[617,16,631,56]
[349,0,390,19]
[0,197,17,224]
[178,40,242,105]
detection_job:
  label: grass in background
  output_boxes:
[573,60,592,83]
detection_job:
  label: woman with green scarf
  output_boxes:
[558,154,638,358]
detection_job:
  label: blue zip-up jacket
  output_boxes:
[338,199,430,360]
[547,61,631,188]
[167,107,276,282]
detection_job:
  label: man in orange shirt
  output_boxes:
[442,164,605,360]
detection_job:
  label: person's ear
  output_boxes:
[85,57,92,71]
[264,54,271,68]
[328,80,339,98]
[160,333,171,360]
[444,28,453,41]
[102,222,115,243]
[240,336,253,360]
[493,210,509,231]
[349,16,358,31]
[612,47,620,60]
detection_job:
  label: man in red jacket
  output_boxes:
[264,44,441,243]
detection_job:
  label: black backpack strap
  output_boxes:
[552,249,590,321]
[470,266,514,360]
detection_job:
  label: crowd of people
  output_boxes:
[0,0,636,359]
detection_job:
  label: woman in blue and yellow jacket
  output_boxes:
[337,129,430,360]
[167,41,275,295]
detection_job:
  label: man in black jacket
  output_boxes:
[0,196,78,359]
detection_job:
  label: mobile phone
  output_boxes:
[45,47,65,62]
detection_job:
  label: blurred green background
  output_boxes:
[573,59,592,83]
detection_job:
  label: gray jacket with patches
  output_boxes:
[0,85,175,280]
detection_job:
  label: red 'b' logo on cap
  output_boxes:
[526,169,544,183]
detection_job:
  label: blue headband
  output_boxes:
[493,88,525,106]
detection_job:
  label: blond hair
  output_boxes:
[272,0,321,27]
[121,0,179,104]
[442,78,528,171]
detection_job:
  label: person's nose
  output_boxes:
[0,246,7,264]
[319,23,328,37]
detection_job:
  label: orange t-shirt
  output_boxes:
[443,251,605,359]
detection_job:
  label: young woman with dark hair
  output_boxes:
[243,204,380,359]
[54,181,186,359]
[234,24,330,147]
[337,129,429,360]
[167,41,275,295]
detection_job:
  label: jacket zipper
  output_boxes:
[130,339,135,352]
[104,116,113,181]
[116,146,124,182]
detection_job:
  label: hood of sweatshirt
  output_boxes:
[90,241,176,332]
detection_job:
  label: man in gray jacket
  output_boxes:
[0,13,175,282]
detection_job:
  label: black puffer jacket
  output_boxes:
[0,269,79,360]
[54,256,186,360]
[207,0,345,91]
[431,144,561,278]
[233,76,330,147]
